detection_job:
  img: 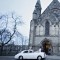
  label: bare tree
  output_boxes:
[13,31,24,50]
[0,12,23,55]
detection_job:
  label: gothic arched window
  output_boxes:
[45,21,50,36]
[40,26,44,35]
[36,26,40,35]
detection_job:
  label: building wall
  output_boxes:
[29,0,60,55]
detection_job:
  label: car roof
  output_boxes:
[22,50,33,52]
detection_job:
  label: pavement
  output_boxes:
[46,55,60,60]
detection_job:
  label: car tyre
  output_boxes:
[37,56,42,60]
[19,56,23,60]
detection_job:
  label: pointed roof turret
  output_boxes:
[35,0,42,10]
[33,0,42,24]
[33,0,42,14]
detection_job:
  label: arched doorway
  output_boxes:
[41,39,52,55]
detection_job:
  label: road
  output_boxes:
[0,55,60,60]
[0,56,14,60]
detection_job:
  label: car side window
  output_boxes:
[23,51,28,53]
[29,51,32,53]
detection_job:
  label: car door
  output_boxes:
[23,50,33,59]
[22,50,29,59]
[27,50,35,59]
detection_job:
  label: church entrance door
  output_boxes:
[42,39,52,55]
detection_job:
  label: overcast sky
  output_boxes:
[0,0,60,38]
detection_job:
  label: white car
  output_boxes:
[14,49,46,60]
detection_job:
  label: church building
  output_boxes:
[29,0,60,55]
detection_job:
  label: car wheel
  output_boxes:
[37,56,42,60]
[19,56,23,60]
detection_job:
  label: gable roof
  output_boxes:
[39,0,60,23]
[42,0,60,15]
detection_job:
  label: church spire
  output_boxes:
[35,0,42,11]
[33,0,42,15]
[33,0,42,23]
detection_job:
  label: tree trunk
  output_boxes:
[0,44,4,56]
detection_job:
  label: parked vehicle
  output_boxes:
[14,49,46,60]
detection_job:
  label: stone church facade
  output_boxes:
[29,0,60,55]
